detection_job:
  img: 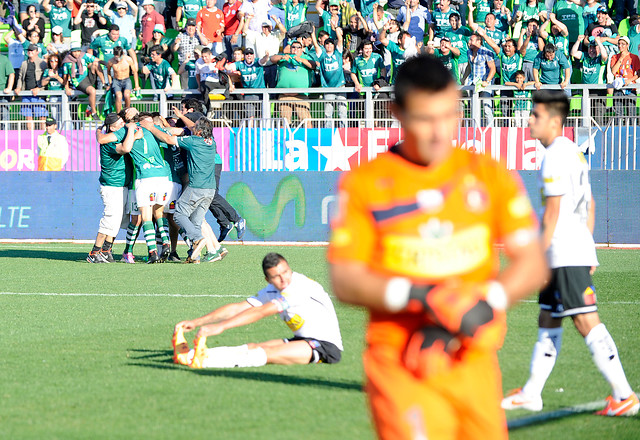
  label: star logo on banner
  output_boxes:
[313,130,362,171]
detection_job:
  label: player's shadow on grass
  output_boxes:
[127,348,363,392]
[0,249,90,262]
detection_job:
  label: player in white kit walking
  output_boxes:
[172,253,343,369]
[501,90,639,417]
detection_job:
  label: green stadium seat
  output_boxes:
[618,18,630,36]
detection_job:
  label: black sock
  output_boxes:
[102,241,113,252]
[92,245,101,253]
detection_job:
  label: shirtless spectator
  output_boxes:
[106,46,140,112]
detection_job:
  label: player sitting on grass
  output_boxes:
[172,253,343,368]
[501,90,639,417]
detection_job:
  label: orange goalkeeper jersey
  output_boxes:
[328,146,538,352]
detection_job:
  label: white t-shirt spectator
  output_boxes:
[255,30,284,65]
[240,0,271,33]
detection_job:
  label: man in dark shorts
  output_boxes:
[63,41,105,120]
[106,46,140,112]
[172,252,343,368]
[502,90,638,417]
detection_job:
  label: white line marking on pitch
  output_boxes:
[507,400,606,430]
[0,292,248,298]
[520,299,640,305]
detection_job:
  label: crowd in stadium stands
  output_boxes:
[0,0,639,124]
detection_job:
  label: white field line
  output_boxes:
[507,400,606,430]
[0,292,249,298]
[519,299,640,305]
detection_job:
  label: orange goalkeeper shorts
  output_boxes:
[364,345,508,440]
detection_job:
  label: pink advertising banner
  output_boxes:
[0,127,232,172]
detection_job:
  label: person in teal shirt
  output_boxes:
[627,16,640,56]
[140,117,222,263]
[41,53,66,120]
[351,41,386,94]
[89,113,137,263]
[540,12,570,58]
[533,43,571,93]
[312,26,346,126]
[177,0,205,23]
[90,25,133,61]
[63,41,105,119]
[518,19,544,81]
[380,25,411,84]
[42,0,73,38]
[503,70,534,127]
[446,13,472,83]
[430,0,454,39]
[471,0,492,23]
[226,47,267,119]
[143,46,179,90]
[571,35,608,123]
[19,30,46,58]
[552,0,584,44]
[468,5,505,51]
[426,37,461,83]
[316,0,342,40]
[491,0,511,33]
[285,0,308,30]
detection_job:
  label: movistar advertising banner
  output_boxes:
[0,171,638,243]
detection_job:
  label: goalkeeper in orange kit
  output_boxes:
[327,55,549,440]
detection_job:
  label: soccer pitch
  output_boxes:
[0,243,638,440]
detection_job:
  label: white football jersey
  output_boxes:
[538,136,599,268]
[246,272,344,351]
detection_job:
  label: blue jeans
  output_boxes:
[174,186,216,242]
[223,34,243,59]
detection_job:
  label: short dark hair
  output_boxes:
[532,90,570,125]
[318,30,330,39]
[450,12,460,19]
[485,12,495,19]
[514,69,525,78]
[138,111,153,120]
[183,98,201,112]
[362,40,373,48]
[527,18,539,26]
[394,55,455,109]
[201,47,212,55]
[544,42,556,52]
[504,38,517,47]
[398,30,409,42]
[150,45,163,56]
[110,24,120,31]
[262,253,287,276]
[113,46,124,57]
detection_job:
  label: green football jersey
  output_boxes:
[234,60,266,88]
[446,27,472,64]
[178,0,206,20]
[500,52,523,83]
[63,53,97,86]
[145,59,175,89]
[129,125,170,179]
[90,35,131,61]
[353,53,384,88]
[177,136,217,189]
[99,128,132,187]
[49,6,73,38]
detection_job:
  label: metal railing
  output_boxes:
[2,84,640,171]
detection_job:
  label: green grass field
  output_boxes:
[0,243,638,440]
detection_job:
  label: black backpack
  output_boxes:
[285,21,315,40]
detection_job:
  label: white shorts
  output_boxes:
[164,181,183,214]
[126,189,140,215]
[98,185,128,237]
[135,176,170,208]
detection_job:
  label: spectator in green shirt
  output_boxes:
[0,54,15,122]
[425,37,461,83]
[63,41,105,120]
[42,0,74,40]
[143,45,179,91]
[41,53,66,121]
[351,41,386,94]
[271,41,316,127]
[518,19,544,81]
[571,35,608,122]
[539,12,570,58]
[533,43,571,95]
[446,12,472,83]
[504,70,534,127]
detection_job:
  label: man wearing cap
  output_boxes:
[426,36,461,83]
[196,0,225,56]
[103,0,139,48]
[37,117,69,171]
[42,0,73,41]
[74,0,108,47]
[174,18,204,65]
[177,0,205,25]
[91,112,137,263]
[15,43,48,131]
[584,7,619,56]
[316,0,342,40]
[240,0,271,53]
[141,0,165,46]
[226,47,268,118]
[63,41,104,120]
[46,26,70,55]
[571,35,608,122]
[610,36,640,116]
[222,0,244,59]
[255,18,286,88]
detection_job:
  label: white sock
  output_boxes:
[522,327,563,397]
[187,344,251,368]
[585,323,634,401]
